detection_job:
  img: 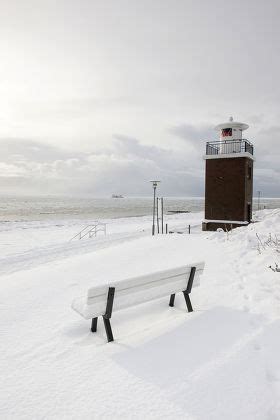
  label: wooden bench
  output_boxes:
[71,262,205,342]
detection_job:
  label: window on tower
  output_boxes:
[222,128,232,137]
[248,166,252,180]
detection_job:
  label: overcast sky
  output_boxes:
[0,0,279,197]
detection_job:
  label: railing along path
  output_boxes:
[70,222,106,241]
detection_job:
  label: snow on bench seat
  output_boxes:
[72,262,205,342]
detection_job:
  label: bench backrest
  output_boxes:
[85,262,204,318]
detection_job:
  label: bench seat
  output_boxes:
[72,262,205,342]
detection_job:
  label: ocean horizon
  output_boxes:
[0,195,279,222]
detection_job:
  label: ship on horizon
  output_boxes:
[111,194,124,198]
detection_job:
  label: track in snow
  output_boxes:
[0,231,147,276]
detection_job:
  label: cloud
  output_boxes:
[246,114,265,125]
[0,135,204,196]
[0,122,278,197]
[12,97,129,123]
[233,125,280,196]
[169,124,213,150]
[0,139,83,163]
[0,162,28,177]
[255,126,280,150]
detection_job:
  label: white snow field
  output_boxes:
[1,209,280,419]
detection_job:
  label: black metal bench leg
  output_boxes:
[169,294,175,307]
[91,317,98,333]
[183,292,193,312]
[103,316,114,342]
[102,287,116,342]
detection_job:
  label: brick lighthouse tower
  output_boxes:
[203,117,254,231]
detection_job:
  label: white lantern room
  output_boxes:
[214,116,249,153]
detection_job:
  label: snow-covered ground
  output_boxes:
[1,209,280,419]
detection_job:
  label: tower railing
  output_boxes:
[206,139,254,156]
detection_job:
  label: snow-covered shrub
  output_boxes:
[256,233,279,254]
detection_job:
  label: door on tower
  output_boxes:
[247,203,251,222]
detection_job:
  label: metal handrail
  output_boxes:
[70,222,106,241]
[206,139,254,156]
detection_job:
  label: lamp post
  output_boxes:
[150,180,160,235]
[257,190,261,211]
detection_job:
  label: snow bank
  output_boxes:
[1,209,280,419]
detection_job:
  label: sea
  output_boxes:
[0,195,279,222]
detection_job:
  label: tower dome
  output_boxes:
[214,116,249,141]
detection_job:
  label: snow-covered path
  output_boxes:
[0,231,146,276]
[0,212,200,275]
[1,210,280,419]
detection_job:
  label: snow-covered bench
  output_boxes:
[71,262,205,342]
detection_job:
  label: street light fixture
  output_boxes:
[150,180,160,235]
